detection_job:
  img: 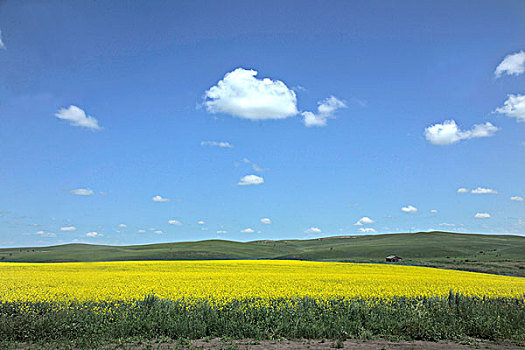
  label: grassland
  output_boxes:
[1,231,524,276]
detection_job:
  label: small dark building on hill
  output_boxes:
[386,255,402,262]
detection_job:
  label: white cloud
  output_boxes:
[216,230,228,234]
[201,141,233,148]
[198,220,206,225]
[354,216,375,226]
[204,68,298,120]
[510,196,524,201]
[457,188,469,194]
[401,205,418,213]
[60,226,76,231]
[495,51,525,78]
[494,94,525,122]
[168,219,182,226]
[36,230,56,237]
[431,209,438,213]
[138,229,146,233]
[302,96,347,127]
[243,158,265,172]
[70,188,94,196]
[154,230,163,234]
[237,174,264,186]
[359,227,376,233]
[424,120,499,145]
[118,224,127,228]
[471,187,499,194]
[55,105,101,130]
[86,231,103,237]
[305,227,322,234]
[0,30,5,49]
[240,228,254,233]
[152,195,171,202]
[475,213,491,219]
[439,223,455,227]
[260,218,272,224]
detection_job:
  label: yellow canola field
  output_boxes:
[0,260,524,303]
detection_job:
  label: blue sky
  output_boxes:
[0,0,524,246]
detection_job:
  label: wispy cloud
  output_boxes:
[86,231,103,237]
[494,94,525,122]
[201,141,233,148]
[457,188,469,194]
[70,188,94,196]
[471,187,498,194]
[302,96,347,127]
[305,227,322,234]
[168,219,182,226]
[60,226,76,231]
[152,195,171,202]
[0,30,5,49]
[510,196,524,201]
[474,213,491,219]
[495,51,525,78]
[359,227,376,233]
[55,106,101,130]
[260,218,272,224]
[425,120,499,145]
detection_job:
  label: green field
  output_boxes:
[1,231,524,276]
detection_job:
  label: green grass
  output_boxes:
[1,231,524,276]
[0,294,524,348]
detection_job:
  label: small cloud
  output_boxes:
[118,224,127,228]
[302,96,347,127]
[471,187,499,194]
[36,230,56,237]
[495,51,525,78]
[354,217,375,226]
[305,227,322,234]
[401,205,418,213]
[0,30,6,49]
[240,228,254,233]
[60,226,76,231]
[439,223,455,227]
[168,219,182,226]
[216,230,228,234]
[260,218,272,224]
[154,230,163,234]
[510,196,524,201]
[198,220,206,225]
[359,227,376,233]
[457,188,469,194]
[424,120,499,145]
[237,175,264,186]
[137,229,146,233]
[494,94,525,122]
[86,231,103,237]
[204,68,298,120]
[242,158,265,172]
[201,141,234,148]
[431,209,438,213]
[70,188,94,196]
[474,213,491,219]
[152,195,171,202]
[55,105,101,130]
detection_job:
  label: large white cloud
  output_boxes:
[401,205,418,213]
[354,217,375,226]
[70,188,94,196]
[494,94,525,122]
[237,175,264,186]
[55,106,101,130]
[424,120,499,145]
[204,68,298,120]
[471,187,498,194]
[302,96,347,127]
[495,51,525,78]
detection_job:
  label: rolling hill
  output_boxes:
[1,231,524,276]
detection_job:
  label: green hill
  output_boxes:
[1,231,524,276]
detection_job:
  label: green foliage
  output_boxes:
[0,294,523,346]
